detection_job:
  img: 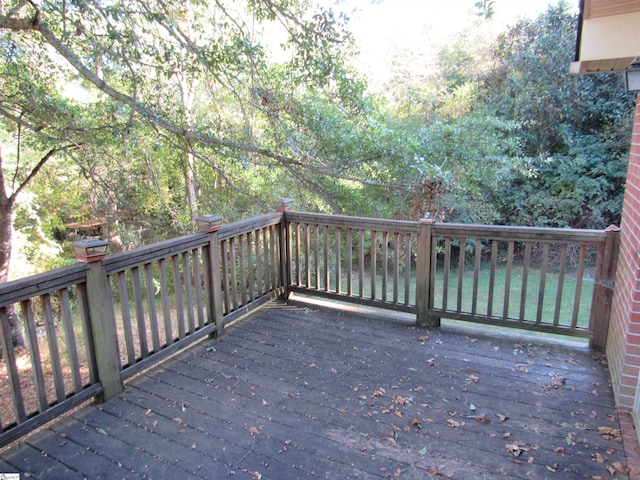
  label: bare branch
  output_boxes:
[9,146,68,202]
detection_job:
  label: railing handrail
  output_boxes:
[433,222,607,243]
[102,233,211,274]
[0,262,89,308]
[285,211,420,235]
[218,212,283,240]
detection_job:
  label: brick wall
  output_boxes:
[608,94,640,411]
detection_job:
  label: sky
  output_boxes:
[327,0,580,89]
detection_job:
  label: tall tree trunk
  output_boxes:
[0,148,26,351]
[179,6,199,226]
[184,150,198,224]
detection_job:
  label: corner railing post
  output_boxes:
[74,240,123,402]
[416,216,438,327]
[196,216,225,338]
[274,198,293,299]
[590,225,621,350]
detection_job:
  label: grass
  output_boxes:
[295,259,596,331]
[432,262,595,329]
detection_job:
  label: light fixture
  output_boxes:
[195,215,223,232]
[273,198,294,212]
[625,64,640,93]
[72,239,110,262]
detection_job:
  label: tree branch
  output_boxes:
[9,145,75,203]
[0,12,38,31]
[19,16,311,170]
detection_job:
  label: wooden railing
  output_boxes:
[285,212,421,313]
[0,212,284,448]
[0,204,620,448]
[281,212,619,349]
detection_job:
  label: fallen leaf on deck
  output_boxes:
[97,428,108,435]
[598,426,623,442]
[506,443,522,457]
[592,452,605,463]
[418,446,427,456]
[372,388,386,397]
[506,440,539,457]
[446,419,464,428]
[248,426,260,435]
[610,461,629,474]
[392,395,413,406]
[427,466,453,477]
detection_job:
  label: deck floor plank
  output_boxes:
[0,299,631,479]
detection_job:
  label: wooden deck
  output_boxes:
[0,299,633,479]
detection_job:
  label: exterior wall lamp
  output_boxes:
[72,239,110,262]
[625,64,640,93]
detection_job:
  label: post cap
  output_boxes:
[195,215,223,232]
[72,239,110,262]
[273,198,294,212]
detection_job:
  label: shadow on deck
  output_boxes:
[0,299,635,479]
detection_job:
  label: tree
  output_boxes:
[0,0,371,263]
[481,2,635,227]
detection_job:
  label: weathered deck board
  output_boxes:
[0,300,631,479]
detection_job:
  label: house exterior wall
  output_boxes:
[608,94,640,411]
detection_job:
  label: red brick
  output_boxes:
[609,95,640,411]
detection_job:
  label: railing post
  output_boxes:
[416,217,438,327]
[590,225,621,350]
[274,198,293,299]
[74,241,123,402]
[196,216,225,338]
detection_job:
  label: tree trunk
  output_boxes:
[0,149,26,351]
[184,150,198,223]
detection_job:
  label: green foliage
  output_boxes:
[494,136,628,229]
[480,2,634,228]
[474,0,495,20]
[482,2,634,157]
[0,0,636,280]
